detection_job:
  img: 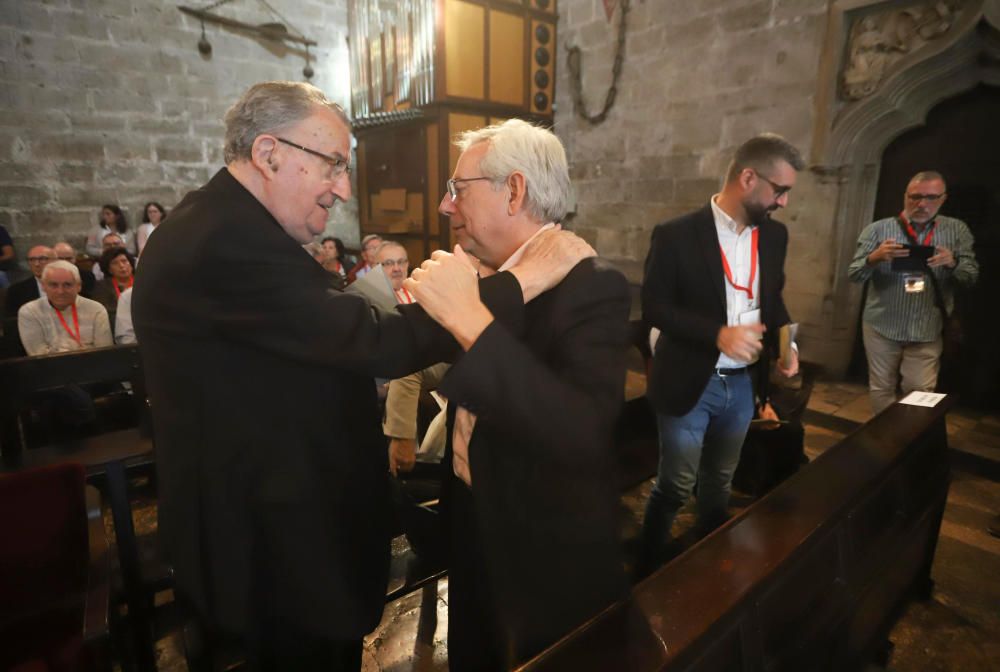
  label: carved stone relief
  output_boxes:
[841,0,966,100]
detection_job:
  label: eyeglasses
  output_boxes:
[380,258,409,268]
[277,138,351,179]
[447,176,493,202]
[906,193,945,203]
[27,256,53,263]
[755,171,792,198]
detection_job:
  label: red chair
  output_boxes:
[0,463,110,672]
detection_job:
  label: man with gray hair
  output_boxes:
[848,170,978,413]
[4,245,55,318]
[133,82,591,670]
[640,133,803,573]
[404,118,629,669]
[18,260,111,355]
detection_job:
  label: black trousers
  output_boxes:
[447,479,510,672]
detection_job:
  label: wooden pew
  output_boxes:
[518,398,953,672]
[0,344,160,671]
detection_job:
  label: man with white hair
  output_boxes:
[17,260,112,355]
[133,82,590,670]
[405,118,630,669]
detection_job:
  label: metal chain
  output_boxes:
[566,0,630,125]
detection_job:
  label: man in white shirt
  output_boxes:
[640,134,802,570]
[18,260,112,355]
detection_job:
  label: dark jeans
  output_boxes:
[641,371,754,562]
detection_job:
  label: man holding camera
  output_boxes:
[848,171,978,414]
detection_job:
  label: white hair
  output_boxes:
[42,260,81,284]
[456,119,571,223]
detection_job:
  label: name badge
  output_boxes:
[903,273,925,293]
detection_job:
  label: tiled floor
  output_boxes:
[136,380,999,671]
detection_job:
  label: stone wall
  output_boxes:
[0,0,357,260]
[554,0,850,370]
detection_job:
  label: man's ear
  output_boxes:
[251,135,280,178]
[739,167,756,193]
[506,171,527,216]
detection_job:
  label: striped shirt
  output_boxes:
[847,215,978,342]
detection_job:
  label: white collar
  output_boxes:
[498,223,556,272]
[710,195,744,234]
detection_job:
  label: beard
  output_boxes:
[743,199,776,228]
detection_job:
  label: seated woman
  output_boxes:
[90,246,135,313]
[136,201,167,256]
[85,204,135,257]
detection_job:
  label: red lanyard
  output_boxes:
[719,227,758,300]
[54,303,81,345]
[900,213,936,245]
[113,277,133,299]
[396,287,414,304]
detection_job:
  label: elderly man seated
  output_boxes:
[18,260,112,355]
[53,241,96,297]
[4,245,54,318]
[374,240,413,304]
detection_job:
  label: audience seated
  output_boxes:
[17,260,112,429]
[115,287,136,345]
[384,363,450,476]
[4,245,54,318]
[90,232,126,282]
[90,247,135,313]
[0,223,14,288]
[86,204,135,258]
[321,236,350,285]
[18,260,111,355]
[346,233,383,283]
[136,201,167,256]
[54,241,96,297]
[374,240,414,304]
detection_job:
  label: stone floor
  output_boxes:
[124,380,999,671]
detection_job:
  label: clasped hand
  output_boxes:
[404,247,494,350]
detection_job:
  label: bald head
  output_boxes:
[53,242,77,263]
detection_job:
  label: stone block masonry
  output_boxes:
[0,0,357,256]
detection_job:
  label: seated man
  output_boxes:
[346,233,382,283]
[374,240,413,304]
[4,245,54,318]
[384,363,450,476]
[54,241,96,297]
[18,260,112,355]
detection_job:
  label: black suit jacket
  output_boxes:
[133,168,523,640]
[4,277,39,318]
[642,204,792,417]
[438,257,631,663]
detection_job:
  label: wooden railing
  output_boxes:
[518,398,953,672]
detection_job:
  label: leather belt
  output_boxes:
[714,367,747,377]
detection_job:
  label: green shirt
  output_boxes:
[848,215,978,342]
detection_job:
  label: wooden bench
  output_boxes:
[0,344,161,671]
[517,398,953,672]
